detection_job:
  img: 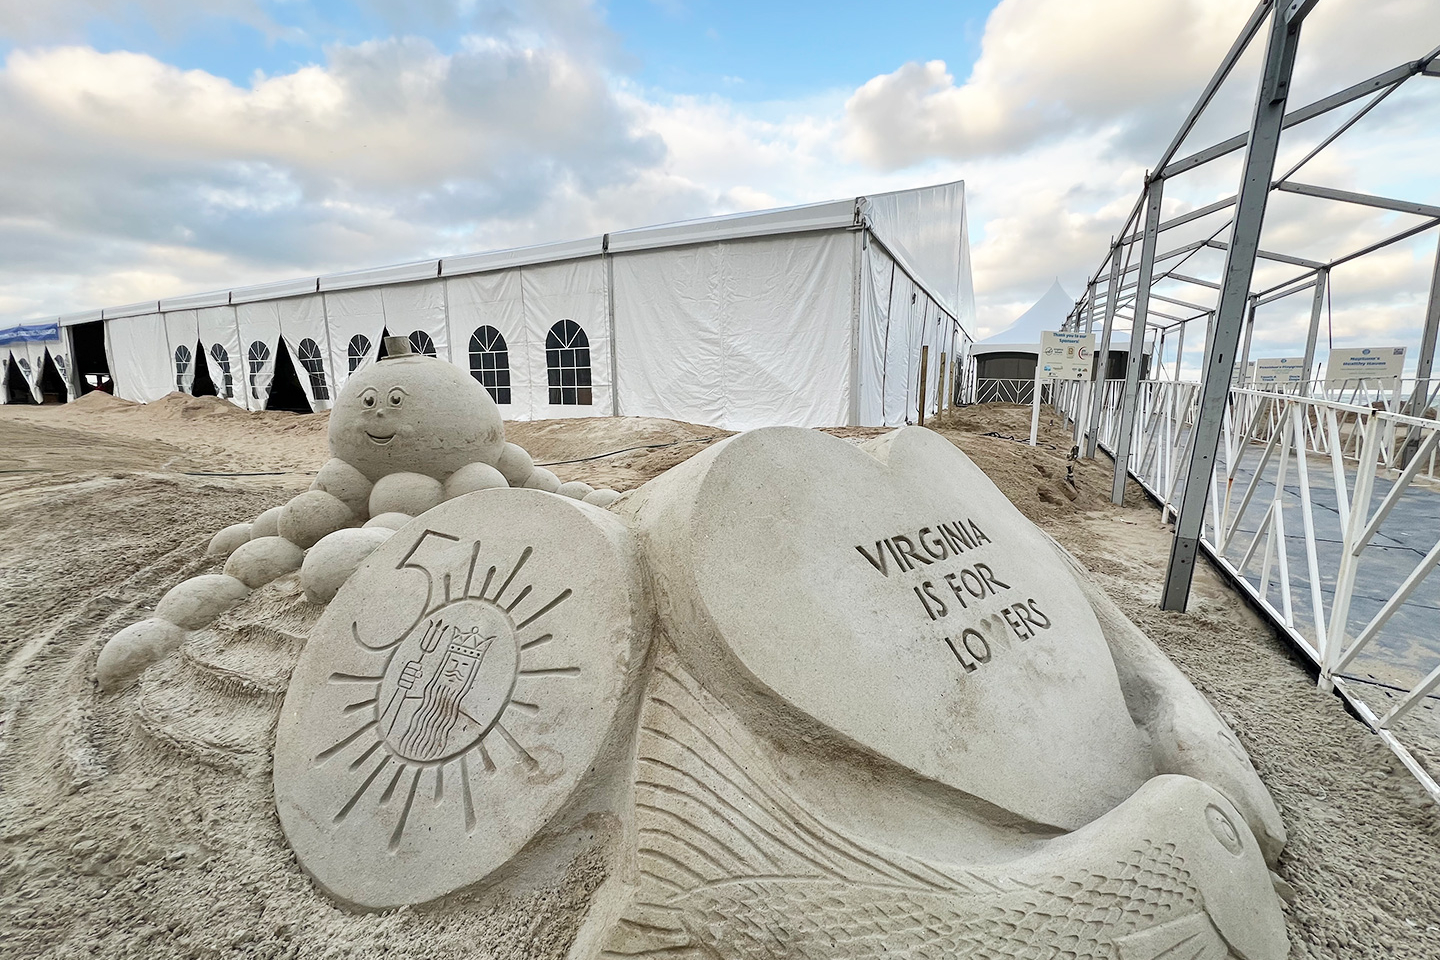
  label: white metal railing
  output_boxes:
[966,378,1055,405]
[1052,379,1440,802]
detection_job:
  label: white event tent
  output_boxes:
[10,181,976,430]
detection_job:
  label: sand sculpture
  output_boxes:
[94,350,1293,959]
[94,338,620,694]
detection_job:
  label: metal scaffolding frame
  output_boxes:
[1062,0,1440,609]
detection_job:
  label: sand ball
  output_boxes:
[522,467,561,493]
[556,480,594,501]
[582,488,621,508]
[251,505,284,538]
[279,491,356,549]
[495,442,535,487]
[155,574,251,630]
[206,522,253,558]
[225,536,305,589]
[96,618,187,693]
[311,458,374,517]
[363,512,412,531]
[444,462,508,500]
[301,528,395,604]
[370,472,444,517]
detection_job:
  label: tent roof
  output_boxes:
[29,180,972,333]
[980,280,1072,344]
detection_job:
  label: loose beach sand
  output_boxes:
[2,394,1438,958]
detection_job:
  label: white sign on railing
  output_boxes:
[1039,331,1096,381]
[1254,357,1306,384]
[1031,331,1095,446]
[1326,346,1407,390]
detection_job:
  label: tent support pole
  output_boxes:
[1163,0,1315,611]
[1409,231,1440,416]
[1112,180,1165,505]
[1302,267,1328,393]
[1085,242,1122,458]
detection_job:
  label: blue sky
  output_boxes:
[0,0,1436,365]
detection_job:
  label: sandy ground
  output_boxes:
[1,394,1439,958]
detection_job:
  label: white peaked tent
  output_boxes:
[19,181,976,428]
[969,279,1150,390]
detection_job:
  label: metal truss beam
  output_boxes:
[1161,60,1426,178]
[1277,181,1440,220]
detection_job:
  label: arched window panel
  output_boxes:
[468,325,511,405]
[297,338,330,401]
[174,344,192,393]
[347,335,372,373]
[408,330,437,357]
[545,319,592,406]
[17,357,32,382]
[247,341,271,401]
[210,344,234,399]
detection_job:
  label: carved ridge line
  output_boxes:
[347,739,384,772]
[504,584,532,613]
[647,682,961,893]
[315,720,377,764]
[636,759,837,878]
[638,825,732,875]
[490,546,532,605]
[389,767,423,852]
[634,780,782,871]
[328,672,383,684]
[642,708,859,874]
[461,541,482,597]
[519,666,581,678]
[638,848,710,886]
[640,723,835,872]
[635,801,754,869]
[520,633,553,650]
[459,753,477,833]
[333,755,391,824]
[515,588,573,630]
[493,721,538,769]
[378,764,406,804]
[341,696,378,715]
[636,868,687,895]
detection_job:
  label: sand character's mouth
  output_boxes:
[366,431,396,445]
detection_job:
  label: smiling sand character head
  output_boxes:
[329,345,505,482]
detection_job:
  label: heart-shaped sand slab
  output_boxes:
[628,426,1152,830]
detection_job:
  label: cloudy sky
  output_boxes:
[1,0,1437,370]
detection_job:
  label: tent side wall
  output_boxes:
[611,230,854,431]
[858,232,972,427]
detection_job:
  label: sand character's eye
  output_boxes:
[388,388,404,407]
[361,388,378,408]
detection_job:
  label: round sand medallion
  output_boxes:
[273,489,649,909]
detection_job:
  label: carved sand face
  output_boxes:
[329,355,505,481]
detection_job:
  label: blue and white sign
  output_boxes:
[1253,357,1306,385]
[1325,346,1406,390]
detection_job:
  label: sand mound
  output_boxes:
[67,390,136,413]
[127,393,256,421]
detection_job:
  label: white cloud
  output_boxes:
[0,0,1436,382]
